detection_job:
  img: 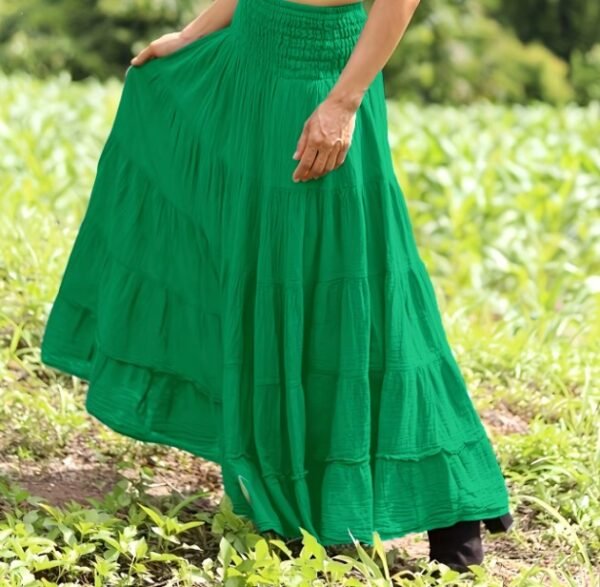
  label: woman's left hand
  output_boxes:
[292,97,358,182]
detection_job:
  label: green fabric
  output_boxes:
[41,0,512,546]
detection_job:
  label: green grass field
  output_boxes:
[1,71,599,585]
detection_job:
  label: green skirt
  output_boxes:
[41,0,512,546]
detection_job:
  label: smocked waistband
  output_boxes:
[230,0,368,79]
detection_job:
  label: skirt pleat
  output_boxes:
[41,0,512,545]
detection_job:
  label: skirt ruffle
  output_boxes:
[41,0,512,545]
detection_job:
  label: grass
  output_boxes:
[0,70,599,585]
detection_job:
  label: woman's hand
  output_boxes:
[130,31,195,66]
[292,96,359,182]
[289,0,423,181]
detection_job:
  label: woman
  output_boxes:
[40,0,514,573]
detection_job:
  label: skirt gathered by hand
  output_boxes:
[41,0,512,546]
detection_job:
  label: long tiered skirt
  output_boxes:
[40,0,512,546]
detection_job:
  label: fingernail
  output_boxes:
[292,151,298,160]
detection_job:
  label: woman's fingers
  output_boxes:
[311,142,341,179]
[318,144,341,177]
[322,141,343,176]
[293,144,319,182]
[293,124,309,161]
[309,149,332,178]
[292,123,337,182]
[131,44,155,66]
[130,32,185,66]
[294,137,346,182]
[292,98,357,182]
[335,141,349,168]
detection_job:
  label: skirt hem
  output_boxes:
[249,505,514,547]
[42,349,512,548]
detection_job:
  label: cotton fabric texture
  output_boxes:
[41,0,512,546]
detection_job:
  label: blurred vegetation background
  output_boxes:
[1,1,599,583]
[0,0,599,104]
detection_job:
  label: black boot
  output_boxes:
[427,519,484,574]
[427,512,514,575]
[482,512,514,534]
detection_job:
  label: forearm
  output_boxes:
[328,0,421,110]
[180,0,239,42]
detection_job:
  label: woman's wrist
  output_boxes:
[179,19,219,42]
[326,85,367,113]
[180,0,238,42]
[179,27,201,43]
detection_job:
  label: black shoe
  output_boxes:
[427,519,484,574]
[482,512,514,534]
